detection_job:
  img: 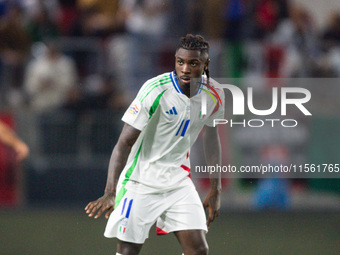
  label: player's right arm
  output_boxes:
[85,123,141,219]
[85,76,163,219]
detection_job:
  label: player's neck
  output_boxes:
[177,80,200,98]
[181,84,191,98]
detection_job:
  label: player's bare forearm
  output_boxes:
[104,124,141,195]
[203,125,222,228]
[85,124,141,219]
[203,125,222,191]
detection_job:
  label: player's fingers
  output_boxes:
[209,207,220,226]
[203,201,208,210]
[87,201,102,217]
[207,217,213,229]
[105,207,114,219]
[215,209,220,218]
[209,212,216,223]
[85,200,98,212]
[206,208,214,228]
[94,203,109,219]
[85,201,94,211]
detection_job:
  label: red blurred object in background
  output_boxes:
[0,113,19,207]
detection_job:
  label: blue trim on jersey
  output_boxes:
[171,71,205,95]
[170,71,184,94]
[126,199,133,218]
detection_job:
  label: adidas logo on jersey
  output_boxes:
[165,106,178,115]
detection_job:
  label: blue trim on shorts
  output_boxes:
[121,197,127,215]
[126,199,134,218]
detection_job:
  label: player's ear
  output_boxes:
[205,58,210,69]
[203,58,210,74]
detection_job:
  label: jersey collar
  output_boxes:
[170,71,204,95]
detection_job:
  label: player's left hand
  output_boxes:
[203,189,221,228]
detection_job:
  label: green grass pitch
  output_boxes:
[0,208,339,255]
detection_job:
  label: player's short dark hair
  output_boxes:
[176,34,209,57]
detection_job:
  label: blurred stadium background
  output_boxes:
[0,0,339,254]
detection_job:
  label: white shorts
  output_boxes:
[104,183,207,244]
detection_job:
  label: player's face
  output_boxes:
[175,48,209,89]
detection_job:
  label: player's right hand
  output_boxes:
[85,193,115,219]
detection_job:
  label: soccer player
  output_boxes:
[0,120,29,161]
[85,34,224,255]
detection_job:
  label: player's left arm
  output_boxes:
[202,125,221,228]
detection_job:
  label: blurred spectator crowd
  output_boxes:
[0,0,339,113]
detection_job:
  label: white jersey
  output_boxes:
[115,71,224,207]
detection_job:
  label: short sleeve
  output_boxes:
[121,98,150,130]
[121,75,166,130]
